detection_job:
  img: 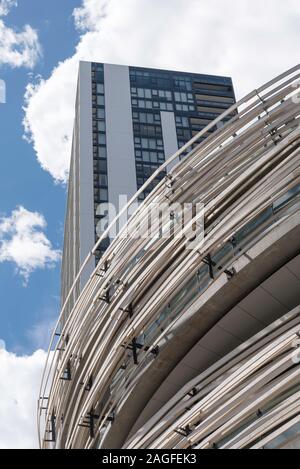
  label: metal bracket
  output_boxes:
[45,411,56,443]
[95,260,109,277]
[188,387,198,397]
[225,267,236,280]
[79,407,100,439]
[203,254,214,279]
[174,425,191,437]
[99,289,110,304]
[60,360,71,381]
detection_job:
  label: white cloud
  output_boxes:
[0,206,61,284]
[23,62,78,182]
[73,0,108,31]
[27,316,57,350]
[0,20,41,68]
[0,345,46,449]
[23,0,300,183]
[0,0,41,68]
[0,0,17,17]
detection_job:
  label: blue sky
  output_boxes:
[0,0,299,449]
[0,0,80,353]
[1,0,299,356]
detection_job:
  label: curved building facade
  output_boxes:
[38,65,300,449]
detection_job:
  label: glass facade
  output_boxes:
[91,63,110,261]
[129,66,235,198]
[91,63,236,259]
[129,66,235,161]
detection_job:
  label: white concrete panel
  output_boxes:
[238,286,288,324]
[181,345,219,372]
[217,305,265,342]
[286,254,300,279]
[78,61,95,288]
[160,111,179,171]
[104,64,137,226]
[261,266,300,310]
[197,325,242,356]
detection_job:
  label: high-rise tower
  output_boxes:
[40,64,300,450]
[62,62,236,309]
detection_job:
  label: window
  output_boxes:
[141,138,148,148]
[136,163,143,174]
[98,121,106,132]
[97,83,104,94]
[98,147,107,159]
[175,92,186,102]
[158,78,170,88]
[176,116,189,127]
[139,138,163,150]
[136,88,152,99]
[174,91,194,103]
[176,103,195,111]
[98,134,106,145]
[133,111,161,124]
[137,113,145,123]
[150,152,158,163]
[97,108,105,119]
[94,63,103,72]
[177,128,191,139]
[99,159,107,173]
[176,104,188,111]
[158,153,165,163]
[174,78,192,91]
[147,113,154,124]
[97,95,105,106]
[140,125,156,136]
[99,174,108,186]
[157,89,172,100]
[142,151,150,162]
[99,188,108,201]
